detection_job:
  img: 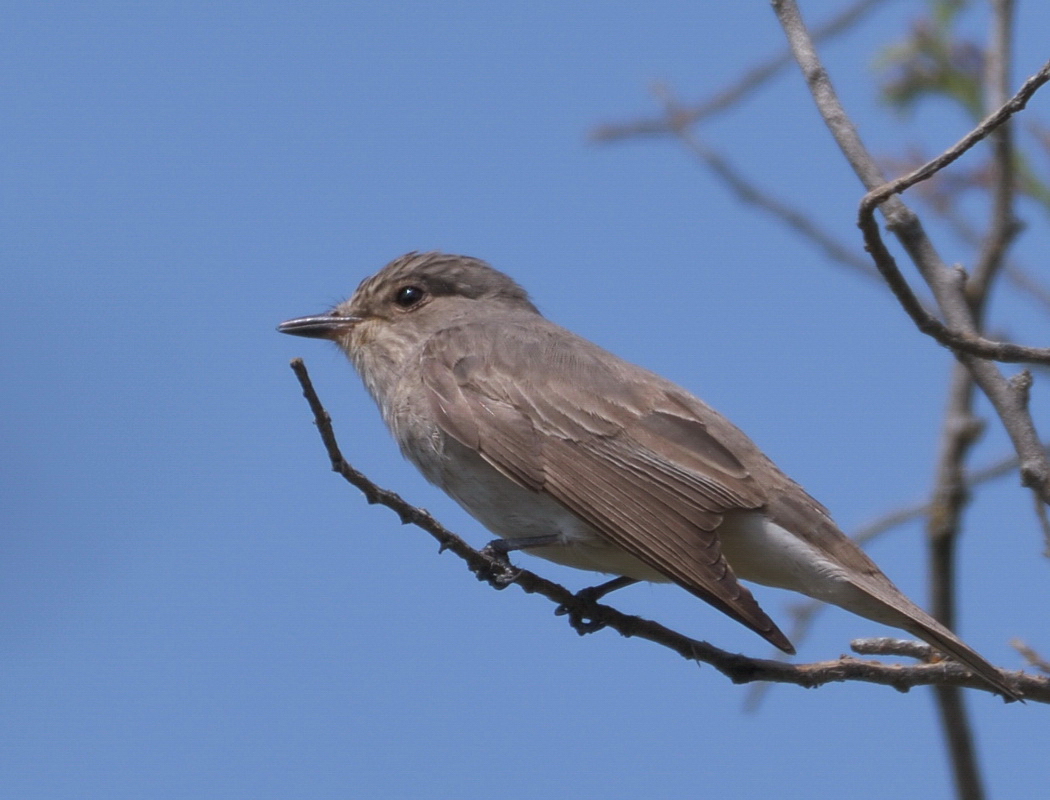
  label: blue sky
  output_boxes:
[3,1,1049,797]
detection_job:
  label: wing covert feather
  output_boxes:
[420,320,792,651]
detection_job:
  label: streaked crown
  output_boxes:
[350,251,538,313]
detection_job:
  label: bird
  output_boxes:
[279,251,1017,698]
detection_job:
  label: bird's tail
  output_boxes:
[849,579,1019,701]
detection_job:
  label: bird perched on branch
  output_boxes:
[280,251,1018,700]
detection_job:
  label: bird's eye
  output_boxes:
[394,285,426,308]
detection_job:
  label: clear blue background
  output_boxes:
[3,2,1048,797]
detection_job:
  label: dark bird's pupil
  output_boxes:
[395,286,424,307]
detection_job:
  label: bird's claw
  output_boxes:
[474,542,521,589]
[554,585,610,635]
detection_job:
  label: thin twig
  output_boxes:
[968,0,1021,310]
[929,209,1050,318]
[287,359,1048,700]
[852,638,938,660]
[1011,639,1050,674]
[743,446,1038,711]
[591,0,890,142]
[652,88,881,282]
[856,60,1050,365]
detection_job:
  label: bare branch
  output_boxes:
[864,61,1050,205]
[287,359,1048,701]
[926,361,980,645]
[771,0,1050,502]
[928,363,983,800]
[967,0,1019,315]
[929,10,1020,792]
[854,58,1050,364]
[650,88,880,282]
[925,37,1018,765]
[927,209,1050,318]
[745,445,1040,711]
[935,661,986,800]
[590,0,890,142]
[925,5,1023,773]
[771,0,888,189]
[851,637,940,660]
[1011,639,1050,674]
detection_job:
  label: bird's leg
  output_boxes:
[475,534,562,589]
[481,534,562,559]
[479,536,638,634]
[556,576,639,635]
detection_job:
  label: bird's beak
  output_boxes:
[277,314,361,340]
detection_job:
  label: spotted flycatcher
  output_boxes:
[279,251,1015,698]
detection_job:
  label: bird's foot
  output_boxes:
[554,587,609,634]
[475,540,522,589]
[554,577,637,635]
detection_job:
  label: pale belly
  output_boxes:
[411,433,891,624]
[412,437,671,582]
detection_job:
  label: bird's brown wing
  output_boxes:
[421,319,794,653]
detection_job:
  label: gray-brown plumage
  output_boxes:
[279,251,1018,699]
